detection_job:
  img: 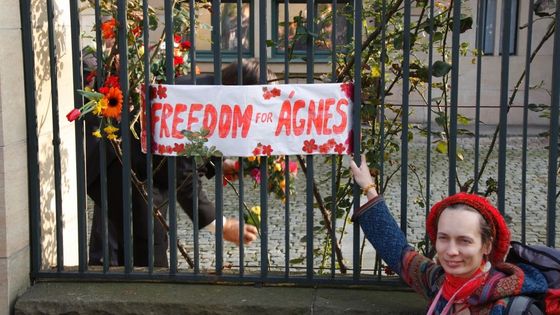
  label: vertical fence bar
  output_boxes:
[211,0,224,275]
[20,0,41,278]
[497,0,512,214]
[305,0,315,282]
[236,0,245,277]
[546,0,560,247]
[521,0,534,244]
[164,0,178,274]
[283,0,291,280]
[238,157,245,276]
[284,156,290,278]
[188,0,200,274]
[448,0,461,196]
[46,0,65,271]
[352,0,363,281]
[192,158,200,273]
[69,0,87,272]
[330,0,338,278]
[474,0,484,193]
[117,0,133,273]
[92,0,110,274]
[379,0,386,196]
[425,0,434,251]
[400,0,411,234]
[259,0,269,280]
[142,0,154,272]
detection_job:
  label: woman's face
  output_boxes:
[435,208,491,278]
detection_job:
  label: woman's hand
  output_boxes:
[223,218,258,245]
[349,154,378,199]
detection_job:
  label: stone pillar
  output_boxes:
[1,0,79,313]
[0,1,31,314]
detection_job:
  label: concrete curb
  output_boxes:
[15,282,427,314]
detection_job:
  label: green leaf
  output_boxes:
[265,39,276,47]
[459,16,473,33]
[457,114,472,125]
[528,103,549,112]
[435,141,448,154]
[289,257,305,264]
[432,61,452,77]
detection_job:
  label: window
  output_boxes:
[480,0,518,55]
[271,0,352,59]
[195,0,254,58]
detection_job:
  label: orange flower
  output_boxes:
[101,87,123,119]
[101,19,117,40]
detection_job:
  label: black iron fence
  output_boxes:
[21,0,559,285]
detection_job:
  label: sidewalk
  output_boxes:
[15,282,426,314]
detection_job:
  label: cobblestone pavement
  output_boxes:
[87,135,560,275]
[172,135,560,273]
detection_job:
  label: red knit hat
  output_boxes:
[426,193,511,264]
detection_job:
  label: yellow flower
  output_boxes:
[93,98,107,116]
[250,206,261,216]
[103,124,119,135]
[107,133,118,140]
[138,46,144,57]
[248,156,257,162]
[279,179,286,190]
[92,130,102,138]
[274,162,282,172]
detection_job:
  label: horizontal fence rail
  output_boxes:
[21,0,559,286]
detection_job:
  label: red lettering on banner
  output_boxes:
[218,104,232,138]
[333,98,349,133]
[306,99,324,135]
[151,102,163,135]
[232,104,253,138]
[293,99,306,136]
[322,98,335,135]
[203,104,217,137]
[160,103,173,138]
[172,103,187,139]
[275,100,292,136]
[188,103,203,130]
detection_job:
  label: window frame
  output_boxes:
[270,0,353,61]
[480,0,518,56]
[195,0,255,61]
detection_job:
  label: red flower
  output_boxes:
[66,108,81,122]
[263,90,272,100]
[85,71,96,84]
[104,75,120,88]
[131,25,142,37]
[174,55,184,66]
[340,82,354,101]
[99,86,109,94]
[334,143,346,155]
[157,85,167,99]
[174,34,181,43]
[289,161,298,173]
[270,87,281,97]
[252,146,261,156]
[173,143,185,153]
[249,168,261,184]
[302,139,318,154]
[262,145,273,156]
[158,144,166,154]
[180,40,191,50]
[101,19,117,40]
[319,143,331,154]
[165,145,173,154]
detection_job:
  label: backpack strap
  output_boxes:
[506,296,543,315]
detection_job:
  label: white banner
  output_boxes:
[141,83,353,156]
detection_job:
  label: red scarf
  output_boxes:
[442,267,487,302]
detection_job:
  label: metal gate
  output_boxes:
[21,0,560,285]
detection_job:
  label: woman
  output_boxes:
[350,154,548,314]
